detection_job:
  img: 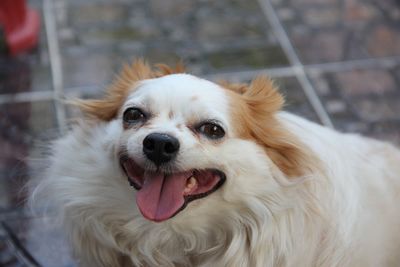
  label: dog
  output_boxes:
[30,60,400,267]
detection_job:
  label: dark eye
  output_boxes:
[197,122,225,139]
[123,108,146,124]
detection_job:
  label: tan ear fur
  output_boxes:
[73,59,185,121]
[226,76,316,178]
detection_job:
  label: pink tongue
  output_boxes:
[136,172,189,222]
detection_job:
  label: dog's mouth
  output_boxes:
[120,156,226,222]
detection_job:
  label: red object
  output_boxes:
[0,0,40,56]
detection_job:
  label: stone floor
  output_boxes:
[0,0,399,266]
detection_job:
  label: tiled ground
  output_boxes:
[0,0,399,265]
[272,0,400,63]
[56,0,288,89]
[309,64,400,143]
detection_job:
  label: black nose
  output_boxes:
[143,133,180,165]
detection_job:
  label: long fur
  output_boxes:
[30,61,400,267]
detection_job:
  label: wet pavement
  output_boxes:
[0,0,399,266]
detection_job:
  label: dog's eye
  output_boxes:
[123,108,146,124]
[197,123,225,139]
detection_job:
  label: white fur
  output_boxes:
[30,74,400,267]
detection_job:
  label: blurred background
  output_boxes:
[0,0,399,266]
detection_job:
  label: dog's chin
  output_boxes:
[119,155,226,222]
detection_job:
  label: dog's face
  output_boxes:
[79,61,312,224]
[119,74,231,222]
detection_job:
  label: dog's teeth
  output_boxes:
[184,176,197,193]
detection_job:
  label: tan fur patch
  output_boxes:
[73,59,185,121]
[225,76,317,178]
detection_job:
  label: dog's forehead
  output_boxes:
[132,74,224,100]
[125,74,229,116]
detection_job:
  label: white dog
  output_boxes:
[30,60,400,267]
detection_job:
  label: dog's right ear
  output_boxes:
[228,76,318,178]
[72,59,154,121]
[72,60,185,121]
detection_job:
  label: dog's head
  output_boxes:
[77,60,314,223]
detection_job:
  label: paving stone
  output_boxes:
[195,8,266,41]
[0,58,52,94]
[325,99,347,114]
[196,0,261,11]
[0,58,32,94]
[69,4,128,26]
[367,24,400,58]
[28,0,44,7]
[353,98,400,122]
[336,69,396,96]
[323,99,355,126]
[149,0,195,18]
[277,8,296,21]
[368,121,400,146]
[275,76,320,122]
[375,0,400,21]
[273,0,400,63]
[144,46,181,66]
[335,120,370,134]
[62,49,126,89]
[3,218,76,267]
[56,0,288,88]
[394,65,400,81]
[80,26,159,46]
[309,66,400,144]
[292,30,345,63]
[309,72,331,96]
[344,1,378,23]
[207,46,289,71]
[0,101,58,211]
[303,7,341,27]
[292,0,333,4]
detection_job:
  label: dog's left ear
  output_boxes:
[229,76,316,178]
[242,76,284,114]
[72,60,185,121]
